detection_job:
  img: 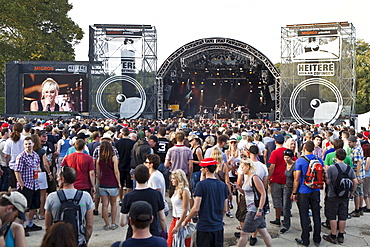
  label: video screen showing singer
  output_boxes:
[30,78,68,112]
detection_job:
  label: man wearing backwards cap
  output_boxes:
[111,201,167,247]
[182,158,228,247]
[0,192,27,245]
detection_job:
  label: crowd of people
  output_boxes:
[0,116,368,247]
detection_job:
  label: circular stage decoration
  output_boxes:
[289,78,342,125]
[96,75,146,119]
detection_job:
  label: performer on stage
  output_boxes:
[30,78,68,112]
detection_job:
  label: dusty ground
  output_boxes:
[26,191,370,247]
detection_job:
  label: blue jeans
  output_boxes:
[157,163,170,190]
[297,191,321,245]
[190,171,201,191]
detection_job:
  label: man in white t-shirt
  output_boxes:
[144,154,169,215]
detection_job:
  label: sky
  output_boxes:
[68,0,370,66]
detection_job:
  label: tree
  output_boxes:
[355,39,370,114]
[0,0,83,96]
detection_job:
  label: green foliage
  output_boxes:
[355,39,370,114]
[0,0,83,96]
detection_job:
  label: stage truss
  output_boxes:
[280,22,356,124]
[157,38,280,119]
[88,24,157,118]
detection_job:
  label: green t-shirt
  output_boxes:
[324,151,353,167]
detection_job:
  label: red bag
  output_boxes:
[303,156,324,189]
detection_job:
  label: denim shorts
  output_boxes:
[99,187,118,197]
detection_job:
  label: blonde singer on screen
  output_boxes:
[30,78,68,112]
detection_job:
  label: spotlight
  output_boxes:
[191,82,195,85]
[194,72,198,75]
[201,81,204,84]
[182,81,185,84]
[250,89,253,93]
[238,82,241,86]
[213,82,216,86]
[201,89,204,93]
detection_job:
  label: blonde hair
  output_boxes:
[202,135,215,151]
[41,78,59,99]
[210,147,223,172]
[172,169,189,200]
[240,158,255,175]
[284,138,298,155]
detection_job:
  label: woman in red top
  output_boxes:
[96,141,121,230]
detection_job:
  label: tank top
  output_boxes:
[98,159,118,187]
[242,175,257,212]
[171,187,190,218]
[59,139,71,158]
[37,100,60,111]
[192,146,201,172]
[3,222,15,247]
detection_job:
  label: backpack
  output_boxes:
[302,156,324,189]
[333,163,353,198]
[251,175,270,214]
[57,190,84,245]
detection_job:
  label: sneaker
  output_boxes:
[349,210,360,217]
[24,228,30,237]
[295,238,308,247]
[321,221,330,229]
[323,234,337,244]
[226,211,233,218]
[269,219,281,226]
[38,215,45,220]
[360,209,364,216]
[110,224,118,230]
[119,201,122,207]
[337,235,344,244]
[280,228,289,234]
[229,200,234,209]
[249,236,257,246]
[234,232,241,238]
[93,210,99,215]
[103,225,110,230]
[363,207,370,213]
[26,224,42,232]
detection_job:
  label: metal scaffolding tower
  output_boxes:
[280,22,356,124]
[88,24,157,118]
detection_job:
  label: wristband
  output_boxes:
[292,192,297,195]
[258,209,264,212]
[48,173,52,175]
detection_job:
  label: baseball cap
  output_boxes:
[273,134,285,144]
[1,123,10,128]
[363,131,370,140]
[188,134,198,142]
[283,149,294,158]
[129,201,152,222]
[228,136,238,143]
[348,135,357,142]
[247,145,259,154]
[3,192,28,220]
[199,157,218,167]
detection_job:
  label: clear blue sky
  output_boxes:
[69,0,370,65]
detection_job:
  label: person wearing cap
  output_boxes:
[322,149,357,244]
[164,131,193,197]
[188,134,203,191]
[61,139,96,196]
[120,165,167,240]
[3,123,26,191]
[45,166,94,247]
[348,135,366,217]
[0,192,28,246]
[112,201,167,247]
[182,157,228,247]
[280,149,296,234]
[267,133,287,226]
[14,137,43,234]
